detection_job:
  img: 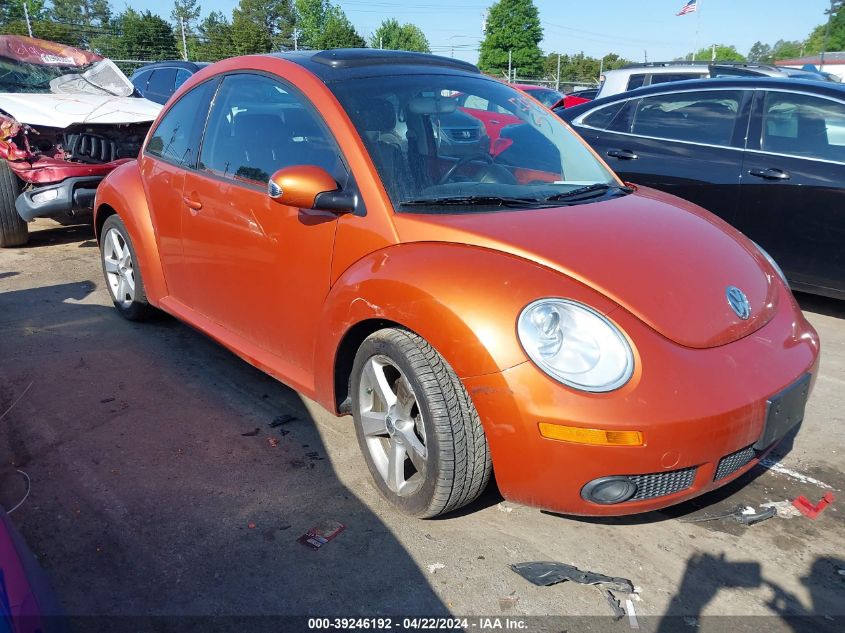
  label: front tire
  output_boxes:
[99,215,152,321]
[0,160,28,247]
[351,328,491,518]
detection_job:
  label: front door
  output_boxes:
[736,90,845,294]
[180,72,349,378]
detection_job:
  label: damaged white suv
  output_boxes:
[0,35,161,246]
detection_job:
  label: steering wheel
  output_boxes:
[438,152,495,185]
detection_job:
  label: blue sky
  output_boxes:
[128,0,834,63]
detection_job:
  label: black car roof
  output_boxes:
[560,76,845,120]
[130,60,210,76]
[268,48,480,81]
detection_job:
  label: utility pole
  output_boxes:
[644,49,648,63]
[598,56,604,83]
[379,36,383,50]
[180,18,188,61]
[293,28,299,51]
[556,53,561,91]
[711,43,716,61]
[507,49,512,84]
[821,0,836,69]
[23,2,33,38]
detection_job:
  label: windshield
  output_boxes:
[330,74,618,213]
[0,35,133,96]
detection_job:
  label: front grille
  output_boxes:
[629,467,697,500]
[714,445,756,481]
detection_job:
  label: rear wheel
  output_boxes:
[351,328,491,518]
[100,215,152,321]
[0,160,28,247]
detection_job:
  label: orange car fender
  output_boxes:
[93,162,167,306]
[312,242,619,414]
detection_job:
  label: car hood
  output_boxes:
[0,93,161,128]
[393,187,779,349]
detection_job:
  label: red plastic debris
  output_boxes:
[792,492,835,519]
[247,522,256,529]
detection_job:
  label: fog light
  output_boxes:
[581,476,638,504]
[31,189,59,204]
[538,422,643,446]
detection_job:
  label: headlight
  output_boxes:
[517,299,634,392]
[752,241,788,287]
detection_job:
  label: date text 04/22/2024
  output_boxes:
[307,617,528,630]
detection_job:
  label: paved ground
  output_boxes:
[1,219,843,632]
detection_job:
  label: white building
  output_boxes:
[775,52,845,80]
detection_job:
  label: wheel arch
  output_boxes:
[314,242,610,415]
[93,162,167,305]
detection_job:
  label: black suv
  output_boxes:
[130,61,210,105]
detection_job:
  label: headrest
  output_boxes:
[356,98,396,132]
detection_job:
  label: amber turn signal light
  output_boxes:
[538,422,643,446]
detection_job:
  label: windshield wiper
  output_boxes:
[543,183,632,202]
[400,195,544,208]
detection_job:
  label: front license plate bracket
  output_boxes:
[753,373,811,451]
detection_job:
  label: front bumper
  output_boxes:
[15,176,102,221]
[462,293,820,516]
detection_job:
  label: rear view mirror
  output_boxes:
[408,96,458,115]
[268,165,355,213]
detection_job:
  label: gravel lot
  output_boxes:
[1,219,843,632]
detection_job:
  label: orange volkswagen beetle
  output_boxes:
[94,50,820,517]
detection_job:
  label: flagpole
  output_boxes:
[695,0,702,61]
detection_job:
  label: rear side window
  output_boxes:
[631,90,743,146]
[147,68,177,101]
[581,102,626,130]
[198,74,345,186]
[649,72,706,85]
[761,92,845,162]
[146,80,215,167]
[626,74,646,90]
[174,68,192,91]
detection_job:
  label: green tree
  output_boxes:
[770,39,804,60]
[231,0,295,52]
[195,11,237,61]
[370,18,430,52]
[313,7,365,49]
[51,0,111,27]
[92,9,179,61]
[805,1,845,54]
[691,44,745,62]
[171,0,201,29]
[747,41,772,62]
[294,0,331,48]
[1,0,47,25]
[478,0,544,78]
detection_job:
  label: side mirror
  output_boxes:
[267,165,356,214]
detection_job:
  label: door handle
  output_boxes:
[606,149,638,160]
[182,193,203,210]
[748,168,790,181]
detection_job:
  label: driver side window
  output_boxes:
[198,74,346,187]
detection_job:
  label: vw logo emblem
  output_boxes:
[726,286,751,320]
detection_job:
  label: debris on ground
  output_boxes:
[498,593,519,611]
[681,504,775,526]
[267,437,280,447]
[497,502,514,513]
[625,598,639,630]
[241,428,260,437]
[761,500,804,518]
[298,521,345,550]
[793,492,835,519]
[100,397,115,404]
[270,414,297,428]
[510,561,635,620]
[247,522,256,529]
[427,562,446,574]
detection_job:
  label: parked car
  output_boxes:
[0,35,161,247]
[513,83,566,109]
[596,61,839,100]
[562,88,598,108]
[94,49,818,518]
[129,60,210,105]
[560,76,845,299]
[1,504,64,633]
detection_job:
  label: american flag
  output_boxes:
[677,0,698,15]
